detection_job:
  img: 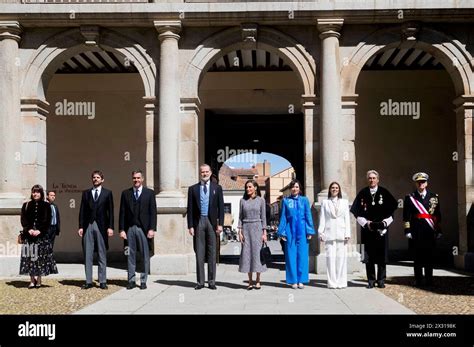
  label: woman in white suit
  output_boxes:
[318,182,351,288]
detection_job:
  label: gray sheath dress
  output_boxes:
[238,196,267,273]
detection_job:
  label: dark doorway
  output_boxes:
[204,111,304,184]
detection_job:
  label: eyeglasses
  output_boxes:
[416,181,427,184]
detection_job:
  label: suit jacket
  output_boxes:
[79,187,114,249]
[49,202,61,235]
[21,200,51,242]
[187,181,224,230]
[318,198,351,241]
[119,186,157,233]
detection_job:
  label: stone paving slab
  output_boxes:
[75,263,414,315]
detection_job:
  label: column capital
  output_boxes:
[317,19,343,39]
[454,94,474,112]
[0,21,23,42]
[143,96,157,111]
[154,20,181,41]
[180,97,201,114]
[301,94,318,109]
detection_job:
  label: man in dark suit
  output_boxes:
[46,190,60,249]
[350,170,398,289]
[187,164,224,290]
[119,170,157,290]
[78,170,114,289]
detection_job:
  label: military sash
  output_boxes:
[409,195,435,230]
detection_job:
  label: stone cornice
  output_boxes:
[2,4,474,27]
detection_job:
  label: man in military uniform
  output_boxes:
[403,172,441,287]
[351,170,398,289]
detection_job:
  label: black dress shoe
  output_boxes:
[82,283,93,289]
[140,283,147,290]
[208,284,217,290]
[126,282,136,290]
[366,282,374,289]
[377,282,386,288]
[194,284,204,290]
[99,283,108,290]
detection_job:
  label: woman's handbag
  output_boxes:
[17,231,24,244]
[260,242,272,265]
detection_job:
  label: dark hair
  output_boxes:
[243,179,261,200]
[30,184,45,200]
[199,164,212,172]
[132,170,143,177]
[289,179,303,196]
[47,190,56,195]
[327,181,342,199]
[91,170,104,179]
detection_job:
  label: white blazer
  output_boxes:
[318,198,351,241]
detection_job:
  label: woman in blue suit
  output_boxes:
[277,179,315,289]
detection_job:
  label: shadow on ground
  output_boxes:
[385,276,474,295]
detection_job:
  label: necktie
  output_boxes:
[203,184,207,195]
[94,189,98,201]
[135,189,139,200]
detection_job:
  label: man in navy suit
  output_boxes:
[187,164,224,290]
[78,170,114,289]
[119,170,157,290]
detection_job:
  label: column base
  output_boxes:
[0,256,21,277]
[0,193,24,212]
[156,191,186,214]
[316,250,364,274]
[454,253,474,272]
[150,253,195,275]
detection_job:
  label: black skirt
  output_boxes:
[19,238,58,276]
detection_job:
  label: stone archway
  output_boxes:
[180,25,318,200]
[341,24,474,270]
[20,27,157,193]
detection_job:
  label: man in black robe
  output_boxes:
[351,170,398,288]
[403,172,441,287]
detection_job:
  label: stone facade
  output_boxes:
[1,1,474,275]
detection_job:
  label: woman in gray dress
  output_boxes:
[238,180,267,290]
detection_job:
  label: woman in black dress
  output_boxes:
[19,184,58,288]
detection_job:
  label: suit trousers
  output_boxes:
[366,262,386,285]
[325,240,348,288]
[84,221,107,284]
[414,246,434,285]
[48,225,58,249]
[126,225,150,284]
[195,217,217,286]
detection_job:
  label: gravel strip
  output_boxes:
[0,278,127,314]
[376,276,474,314]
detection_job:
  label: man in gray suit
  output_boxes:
[119,170,157,290]
[187,164,224,290]
[78,170,114,289]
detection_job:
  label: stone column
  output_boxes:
[143,96,157,190]
[0,22,23,208]
[302,95,320,273]
[0,21,24,276]
[454,95,474,271]
[317,19,344,200]
[155,20,182,198]
[152,21,189,275]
